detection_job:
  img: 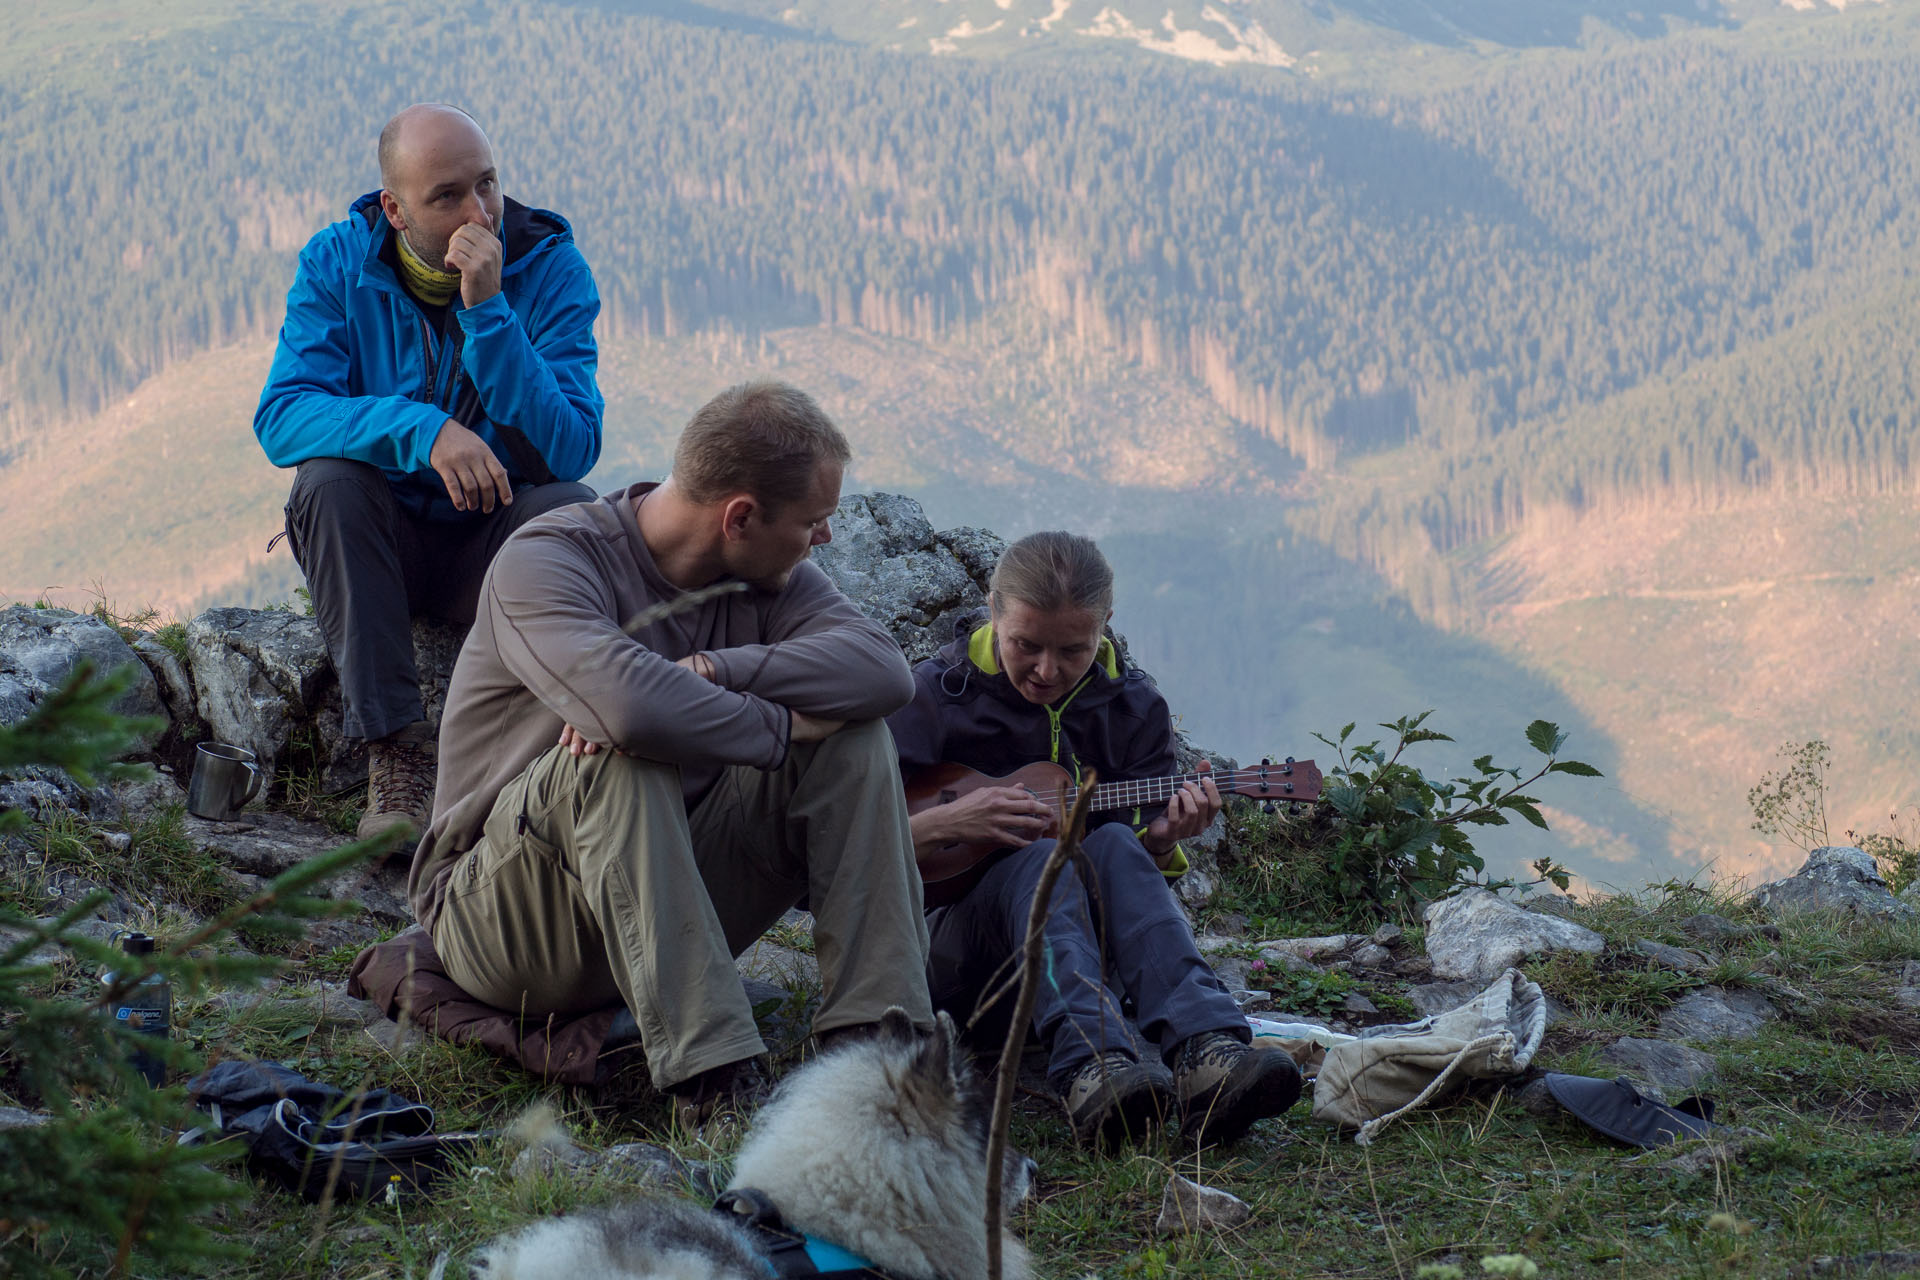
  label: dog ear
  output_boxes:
[913,1012,956,1090]
[878,1006,918,1047]
[935,1010,962,1057]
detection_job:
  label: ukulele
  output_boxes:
[907,757,1323,908]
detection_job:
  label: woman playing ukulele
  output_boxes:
[887,532,1301,1149]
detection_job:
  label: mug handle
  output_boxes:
[233,761,264,810]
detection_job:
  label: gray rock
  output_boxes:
[0,778,72,822]
[1513,1077,1562,1117]
[185,607,337,787]
[1369,923,1405,947]
[1206,954,1254,992]
[1753,847,1914,921]
[810,494,992,663]
[510,1134,714,1194]
[0,606,167,736]
[737,940,820,993]
[0,1106,49,1129]
[99,769,188,826]
[1255,934,1363,963]
[510,1132,596,1181]
[1599,1037,1719,1096]
[1350,943,1393,969]
[1659,987,1778,1043]
[189,809,411,925]
[1627,1131,1763,1176]
[601,1142,716,1196]
[1341,992,1379,1015]
[1424,888,1606,983]
[1676,913,1778,945]
[256,988,386,1031]
[185,608,464,794]
[1156,1174,1251,1235]
[1895,960,1920,1011]
[132,634,198,736]
[1174,866,1217,909]
[366,1016,425,1055]
[1634,938,1711,974]
[0,608,169,816]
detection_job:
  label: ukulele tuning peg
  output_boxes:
[1261,799,1277,815]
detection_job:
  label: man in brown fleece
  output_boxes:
[407,381,931,1123]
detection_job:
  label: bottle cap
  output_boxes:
[120,932,155,956]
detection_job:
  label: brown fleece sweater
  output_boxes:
[407,483,915,932]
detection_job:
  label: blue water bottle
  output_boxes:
[103,931,171,1087]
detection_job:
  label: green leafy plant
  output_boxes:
[1848,807,1919,896]
[1299,712,1592,924]
[1265,966,1358,1018]
[1748,739,1832,852]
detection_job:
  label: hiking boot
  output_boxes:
[1173,1031,1303,1148]
[1062,1050,1175,1149]
[669,1057,772,1132]
[356,721,436,848]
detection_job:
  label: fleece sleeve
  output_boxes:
[483,528,790,770]
[702,561,916,721]
[457,243,603,482]
[253,233,449,471]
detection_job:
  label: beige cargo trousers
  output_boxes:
[431,719,932,1089]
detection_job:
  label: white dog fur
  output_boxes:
[472,1009,1030,1280]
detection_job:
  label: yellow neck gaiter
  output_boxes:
[395,230,461,306]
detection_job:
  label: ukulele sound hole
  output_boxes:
[939,789,958,804]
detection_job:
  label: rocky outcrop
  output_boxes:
[1423,889,1606,984]
[1753,847,1914,921]
[809,493,1002,663]
[0,606,171,820]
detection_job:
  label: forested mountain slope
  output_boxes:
[5,0,1915,886]
[7,0,1918,531]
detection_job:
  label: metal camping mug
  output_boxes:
[186,743,263,820]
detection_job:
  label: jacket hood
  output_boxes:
[347,190,573,277]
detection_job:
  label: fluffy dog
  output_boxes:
[472,1009,1031,1280]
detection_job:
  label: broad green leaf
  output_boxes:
[1525,719,1568,756]
[1506,799,1550,829]
[1399,728,1456,746]
[1548,760,1604,777]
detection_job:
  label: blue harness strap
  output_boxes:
[712,1189,893,1279]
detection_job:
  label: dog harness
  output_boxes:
[714,1189,894,1279]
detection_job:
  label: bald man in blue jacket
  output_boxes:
[255,104,603,843]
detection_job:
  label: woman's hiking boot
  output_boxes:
[1063,1050,1175,1148]
[356,720,437,847]
[1173,1031,1303,1147]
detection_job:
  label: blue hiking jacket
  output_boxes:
[254,191,604,521]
